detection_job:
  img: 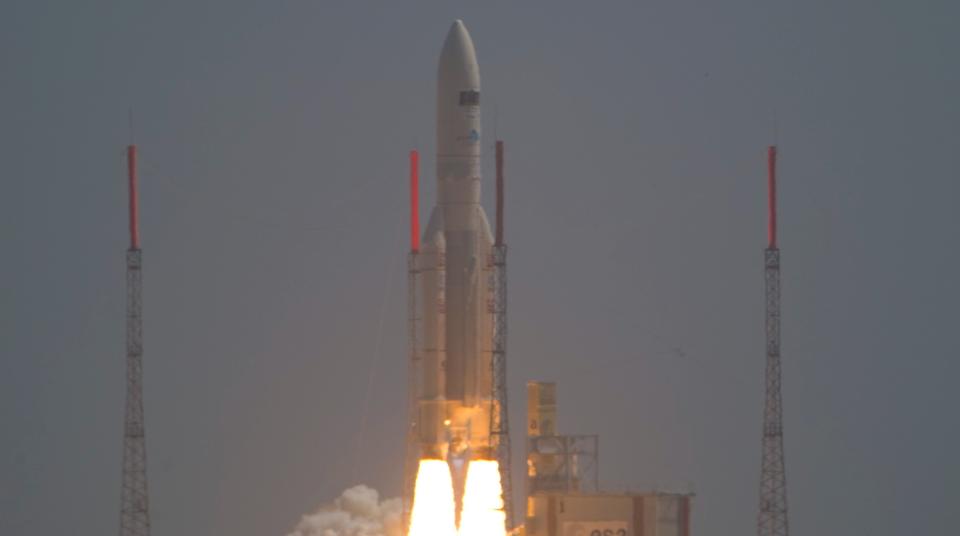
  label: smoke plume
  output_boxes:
[287,485,402,536]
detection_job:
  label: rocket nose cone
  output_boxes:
[438,19,479,83]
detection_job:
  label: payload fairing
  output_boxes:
[417,20,495,464]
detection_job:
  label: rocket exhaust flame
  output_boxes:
[408,460,458,536]
[407,459,506,536]
[458,460,507,536]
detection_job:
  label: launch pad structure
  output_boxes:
[388,29,798,536]
[524,382,692,536]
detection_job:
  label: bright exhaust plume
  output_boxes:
[408,459,458,536]
[458,460,507,536]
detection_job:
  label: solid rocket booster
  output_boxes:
[418,20,494,462]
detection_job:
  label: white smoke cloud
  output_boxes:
[287,485,402,536]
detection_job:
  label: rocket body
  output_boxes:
[418,20,494,463]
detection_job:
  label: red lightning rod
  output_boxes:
[409,149,420,253]
[127,145,139,250]
[495,140,504,246]
[767,145,777,249]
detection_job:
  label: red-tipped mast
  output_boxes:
[127,145,140,250]
[409,149,420,253]
[767,145,777,249]
[495,140,504,246]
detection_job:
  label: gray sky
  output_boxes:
[2,1,958,535]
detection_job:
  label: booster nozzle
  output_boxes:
[471,446,494,459]
[421,444,446,459]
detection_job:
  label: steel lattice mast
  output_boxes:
[489,140,515,529]
[758,145,788,536]
[120,145,151,536]
[403,150,422,532]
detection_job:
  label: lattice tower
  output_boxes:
[120,145,151,536]
[402,151,422,532]
[489,140,514,529]
[403,250,421,532]
[758,146,788,536]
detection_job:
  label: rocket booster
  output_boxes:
[418,20,494,462]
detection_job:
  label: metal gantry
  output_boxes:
[758,146,788,536]
[526,434,600,495]
[120,145,151,536]
[403,250,421,532]
[489,242,513,528]
[489,140,515,529]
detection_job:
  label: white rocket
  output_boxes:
[418,20,495,463]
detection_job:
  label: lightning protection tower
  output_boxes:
[119,145,151,536]
[489,140,515,529]
[403,149,422,533]
[757,145,789,536]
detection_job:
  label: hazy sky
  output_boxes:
[3,1,958,535]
